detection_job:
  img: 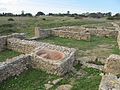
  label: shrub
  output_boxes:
[42,18,46,20]
[107,16,120,20]
[74,16,83,19]
[8,18,15,21]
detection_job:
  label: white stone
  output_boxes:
[56,84,73,90]
[44,84,53,90]
[52,78,63,85]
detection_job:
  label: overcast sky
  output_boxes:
[0,0,120,15]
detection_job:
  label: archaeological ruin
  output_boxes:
[0,22,120,90]
[0,33,76,82]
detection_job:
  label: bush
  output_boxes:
[74,16,83,19]
[8,18,15,21]
[107,16,120,20]
[42,18,46,20]
[0,24,14,27]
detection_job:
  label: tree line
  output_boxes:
[0,11,120,20]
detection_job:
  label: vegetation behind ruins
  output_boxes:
[0,16,105,37]
[0,16,120,90]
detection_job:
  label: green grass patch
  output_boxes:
[72,68,102,90]
[0,49,21,62]
[0,16,105,37]
[87,60,104,65]
[0,68,59,90]
[38,36,117,50]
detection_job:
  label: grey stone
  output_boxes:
[52,78,63,85]
[56,84,73,90]
[99,74,120,90]
[44,84,53,90]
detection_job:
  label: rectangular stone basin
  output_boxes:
[32,47,76,76]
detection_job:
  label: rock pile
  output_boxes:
[104,54,120,75]
[99,54,120,90]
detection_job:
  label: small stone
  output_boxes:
[56,84,73,90]
[52,78,63,85]
[48,81,51,84]
[71,67,77,74]
[44,84,53,90]
[76,69,87,79]
[100,73,104,76]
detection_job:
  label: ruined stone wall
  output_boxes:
[52,30,91,40]
[7,38,76,56]
[0,33,26,52]
[0,36,7,52]
[52,27,118,38]
[34,27,91,40]
[35,27,51,38]
[7,38,39,54]
[34,26,118,41]
[86,29,118,38]
[7,38,76,76]
[0,54,31,83]
[117,31,120,49]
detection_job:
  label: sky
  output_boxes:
[0,0,120,15]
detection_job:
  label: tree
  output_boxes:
[48,13,54,16]
[24,13,33,17]
[105,12,112,17]
[114,13,120,17]
[35,11,45,16]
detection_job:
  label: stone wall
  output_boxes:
[7,38,76,56]
[0,54,31,83]
[7,38,76,76]
[86,29,118,38]
[34,27,91,41]
[34,26,118,41]
[0,33,26,52]
[52,30,91,40]
[35,27,51,38]
[7,38,39,54]
[117,31,120,49]
[0,36,7,52]
[52,27,118,38]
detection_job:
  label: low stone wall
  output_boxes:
[7,38,76,56]
[35,27,91,40]
[7,38,76,76]
[0,54,31,83]
[52,30,90,40]
[35,26,118,41]
[86,29,118,38]
[0,33,26,52]
[117,31,120,49]
[53,27,118,38]
[0,36,7,52]
[7,38,39,54]
[35,27,51,38]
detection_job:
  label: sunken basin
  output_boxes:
[32,46,76,76]
[36,49,65,61]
